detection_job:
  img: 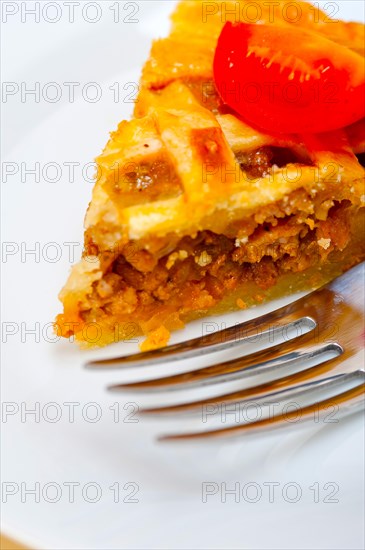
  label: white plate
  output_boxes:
[1,2,364,549]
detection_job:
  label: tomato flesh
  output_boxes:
[213,23,365,134]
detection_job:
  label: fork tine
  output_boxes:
[85,310,315,369]
[158,379,365,441]
[108,340,342,392]
[146,370,363,420]
[137,355,357,415]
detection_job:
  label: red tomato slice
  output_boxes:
[213,23,365,134]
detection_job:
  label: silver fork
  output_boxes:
[86,262,365,441]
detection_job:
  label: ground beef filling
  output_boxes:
[236,146,313,179]
[356,153,365,168]
[81,201,352,328]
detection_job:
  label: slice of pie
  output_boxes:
[56,0,365,348]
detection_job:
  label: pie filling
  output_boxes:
[56,126,365,347]
[57,192,364,347]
